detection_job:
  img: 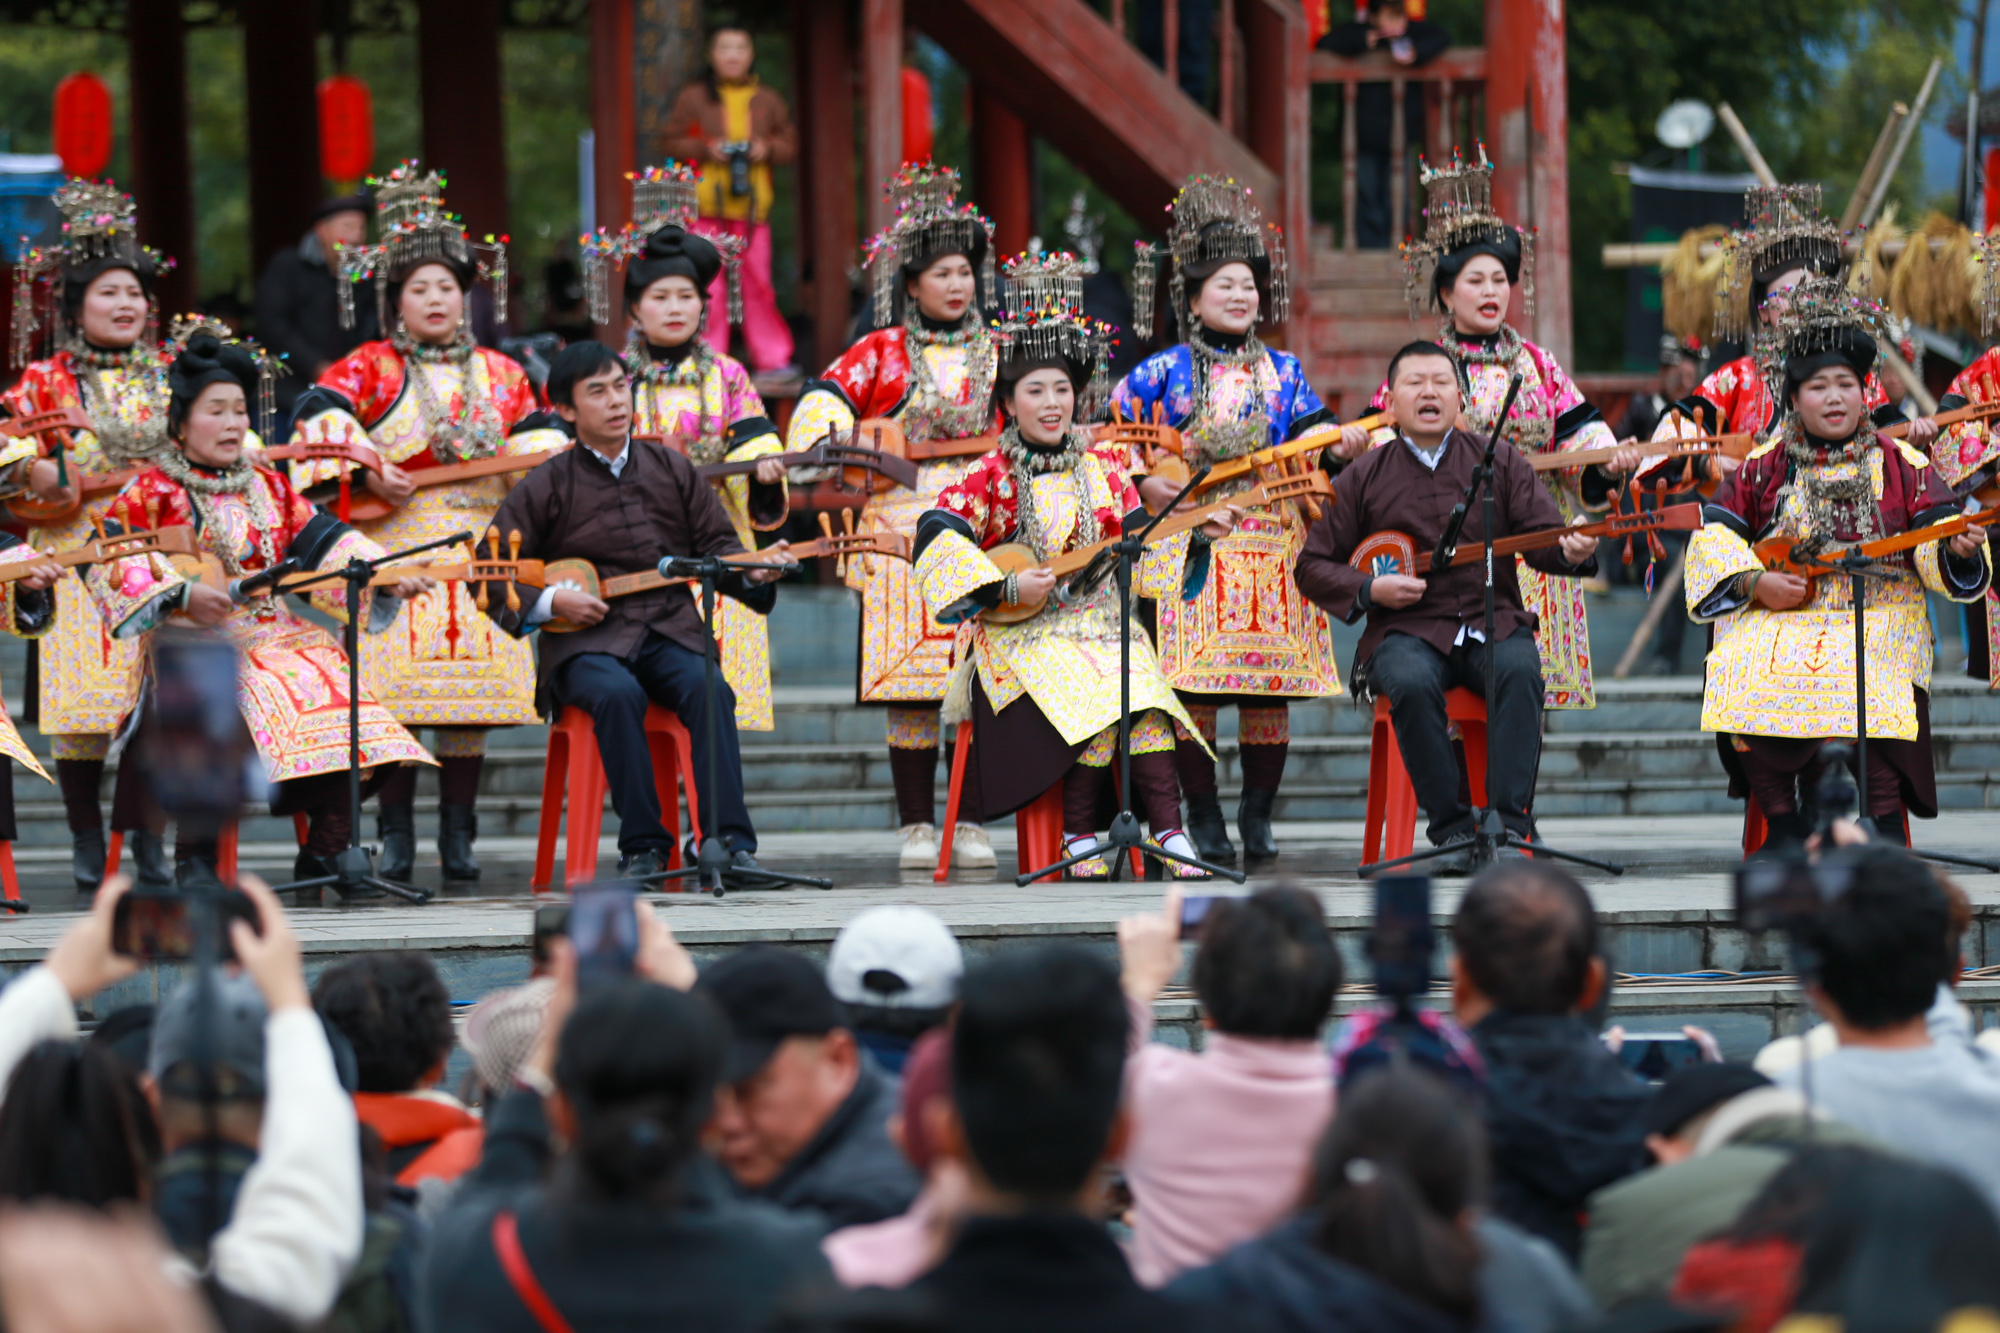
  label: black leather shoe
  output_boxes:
[438,803,480,881]
[723,849,770,887]
[1237,788,1279,864]
[1183,792,1237,866]
[71,829,106,891]
[129,831,172,888]
[1749,810,1812,861]
[617,849,672,879]
[175,856,223,893]
[1429,831,1478,877]
[376,803,416,881]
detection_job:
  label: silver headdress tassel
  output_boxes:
[862,161,995,328]
[1399,144,1535,320]
[11,178,174,369]
[336,161,509,330]
[997,251,1115,421]
[1715,183,1845,340]
[577,162,744,326]
[1138,174,1290,343]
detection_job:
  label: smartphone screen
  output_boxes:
[1179,894,1227,941]
[532,904,570,968]
[1616,1033,1705,1081]
[568,883,639,988]
[143,630,257,831]
[112,888,256,962]
[1369,875,1435,999]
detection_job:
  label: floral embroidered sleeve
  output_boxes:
[84,478,189,638]
[487,352,570,457]
[785,329,907,451]
[1683,453,1777,622]
[289,343,401,490]
[714,358,787,531]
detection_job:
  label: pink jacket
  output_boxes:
[1120,997,1337,1287]
[823,1186,940,1289]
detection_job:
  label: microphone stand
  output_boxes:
[628,553,832,896]
[1015,465,1247,886]
[1792,548,2000,872]
[268,530,473,905]
[1359,375,1625,878]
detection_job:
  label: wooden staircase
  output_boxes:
[1300,227,1421,417]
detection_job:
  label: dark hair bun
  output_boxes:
[625,225,723,303]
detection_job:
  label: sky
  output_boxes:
[1922,10,1995,202]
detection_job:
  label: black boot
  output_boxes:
[376,803,416,882]
[438,803,480,881]
[1238,788,1279,864]
[71,829,106,891]
[1751,810,1812,860]
[1183,792,1236,866]
[128,831,171,888]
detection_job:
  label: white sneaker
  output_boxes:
[899,823,940,869]
[953,823,997,869]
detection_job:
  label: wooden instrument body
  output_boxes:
[2,406,130,523]
[172,552,547,599]
[1751,504,1999,604]
[978,474,1334,625]
[0,524,199,584]
[538,530,911,632]
[1346,503,1704,578]
[335,446,571,523]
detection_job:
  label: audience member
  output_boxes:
[661,25,798,375]
[1169,1068,1594,1333]
[1451,861,1654,1259]
[1673,1146,2000,1333]
[315,951,482,1190]
[463,977,556,1104]
[0,1037,157,1207]
[1318,0,1452,248]
[426,904,833,1333]
[822,1026,966,1288]
[826,904,962,1075]
[1581,1065,1851,1310]
[0,877,362,1327]
[911,944,1226,1333]
[254,194,376,421]
[1115,885,1341,1287]
[1767,845,2000,1217]
[1136,0,1215,104]
[0,1204,228,1333]
[697,945,920,1230]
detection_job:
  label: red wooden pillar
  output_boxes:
[1485,0,1571,364]
[971,85,1031,258]
[126,0,196,313]
[591,0,636,241]
[1240,0,1309,349]
[417,0,511,245]
[797,0,857,370]
[243,2,324,279]
[863,0,903,234]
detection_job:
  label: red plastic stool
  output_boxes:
[1363,687,1490,866]
[532,704,698,892]
[935,716,1142,882]
[1742,793,1910,855]
[0,843,19,904]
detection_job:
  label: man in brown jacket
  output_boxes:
[478,341,790,881]
[1294,341,1598,871]
[662,26,798,374]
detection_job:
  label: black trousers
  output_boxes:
[1367,628,1544,843]
[552,631,756,856]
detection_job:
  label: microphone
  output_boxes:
[227,557,300,605]
[657,555,708,579]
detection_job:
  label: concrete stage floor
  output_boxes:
[2,812,1995,1059]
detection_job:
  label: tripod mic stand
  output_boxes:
[627,553,832,897]
[1016,466,1247,886]
[1358,376,1626,878]
[1794,549,2000,873]
[269,530,474,905]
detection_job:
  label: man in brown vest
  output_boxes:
[1294,341,1599,872]
[478,341,789,880]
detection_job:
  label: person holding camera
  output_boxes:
[1683,278,1990,853]
[81,325,433,888]
[662,25,797,378]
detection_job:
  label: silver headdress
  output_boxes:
[1754,272,1888,396]
[1132,173,1290,343]
[336,161,509,331]
[1716,184,1845,340]
[578,162,744,326]
[1399,145,1535,320]
[863,161,995,327]
[11,178,174,369]
[996,251,1114,420]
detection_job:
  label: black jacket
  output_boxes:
[1168,1217,1464,1333]
[746,1058,920,1231]
[254,236,376,416]
[916,1212,1234,1333]
[423,1091,833,1333]
[1318,20,1453,154]
[1473,1012,1654,1261]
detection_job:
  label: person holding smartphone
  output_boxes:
[1318,0,1453,250]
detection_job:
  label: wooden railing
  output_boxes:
[1312,47,1487,252]
[1099,0,1301,137]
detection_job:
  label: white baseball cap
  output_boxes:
[827,905,964,1010]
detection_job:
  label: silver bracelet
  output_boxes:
[1001,572,1019,604]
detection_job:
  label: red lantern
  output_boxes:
[52,72,113,179]
[901,66,933,167]
[318,74,374,184]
